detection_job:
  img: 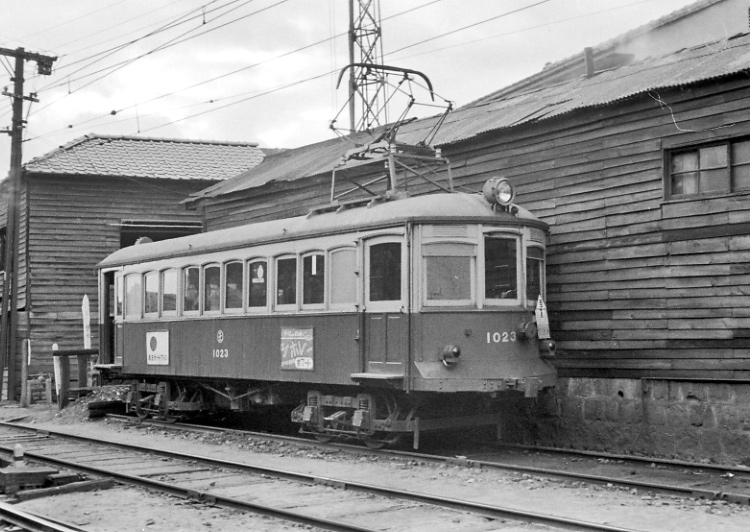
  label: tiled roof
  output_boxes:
[190,31,750,201]
[24,134,266,181]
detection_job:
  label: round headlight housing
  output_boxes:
[483,177,516,206]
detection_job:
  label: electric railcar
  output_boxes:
[97,178,556,448]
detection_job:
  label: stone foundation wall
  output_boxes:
[503,377,750,466]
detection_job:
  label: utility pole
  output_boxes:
[0,47,56,401]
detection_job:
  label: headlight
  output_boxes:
[441,344,461,368]
[483,177,516,206]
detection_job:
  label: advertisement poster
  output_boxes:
[280,328,314,371]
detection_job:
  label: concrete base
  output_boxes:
[0,464,59,494]
[501,377,750,466]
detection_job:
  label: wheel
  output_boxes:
[360,431,402,450]
[313,433,334,444]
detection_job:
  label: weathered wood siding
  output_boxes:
[25,174,211,375]
[202,76,750,380]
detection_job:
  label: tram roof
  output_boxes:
[100,192,546,268]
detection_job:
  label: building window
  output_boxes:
[668,139,750,197]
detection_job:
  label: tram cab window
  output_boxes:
[124,273,142,319]
[526,247,544,302]
[369,242,401,302]
[302,253,325,306]
[423,243,475,304]
[115,273,123,317]
[144,272,158,315]
[248,260,268,309]
[224,261,243,311]
[183,267,200,313]
[161,269,177,315]
[329,248,357,306]
[484,235,518,301]
[204,265,221,312]
[276,257,297,307]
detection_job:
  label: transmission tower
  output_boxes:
[347,0,388,133]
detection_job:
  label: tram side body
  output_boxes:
[98,193,557,447]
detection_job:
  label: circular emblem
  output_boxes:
[217,330,224,344]
[149,336,158,352]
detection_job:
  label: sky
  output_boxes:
[0,0,715,174]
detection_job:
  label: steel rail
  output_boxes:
[0,421,643,532]
[0,501,87,532]
[103,415,750,504]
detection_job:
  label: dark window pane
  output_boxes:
[204,266,221,312]
[671,151,698,173]
[369,242,401,302]
[162,270,177,313]
[526,247,544,301]
[225,262,243,309]
[277,258,297,305]
[485,236,517,300]
[183,267,199,312]
[303,254,325,305]
[248,261,267,307]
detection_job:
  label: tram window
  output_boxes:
[183,267,199,313]
[276,257,297,306]
[161,269,177,315]
[225,261,243,310]
[303,253,325,306]
[369,242,401,302]
[144,272,158,315]
[124,273,141,319]
[424,243,474,303]
[115,273,123,317]
[330,248,357,306]
[204,265,221,312]
[248,260,267,308]
[484,235,518,300]
[526,247,544,302]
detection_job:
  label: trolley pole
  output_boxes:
[0,47,56,401]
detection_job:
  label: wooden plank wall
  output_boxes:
[202,76,750,380]
[24,174,211,375]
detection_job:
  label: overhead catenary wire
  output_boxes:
[18,0,664,150]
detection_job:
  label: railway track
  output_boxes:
[0,420,648,532]
[105,414,750,506]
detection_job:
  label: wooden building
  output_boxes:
[0,134,265,396]
[186,4,750,461]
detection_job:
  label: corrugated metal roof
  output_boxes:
[191,31,750,201]
[24,134,266,181]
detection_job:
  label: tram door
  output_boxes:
[363,239,407,375]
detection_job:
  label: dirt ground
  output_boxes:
[1,390,749,532]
